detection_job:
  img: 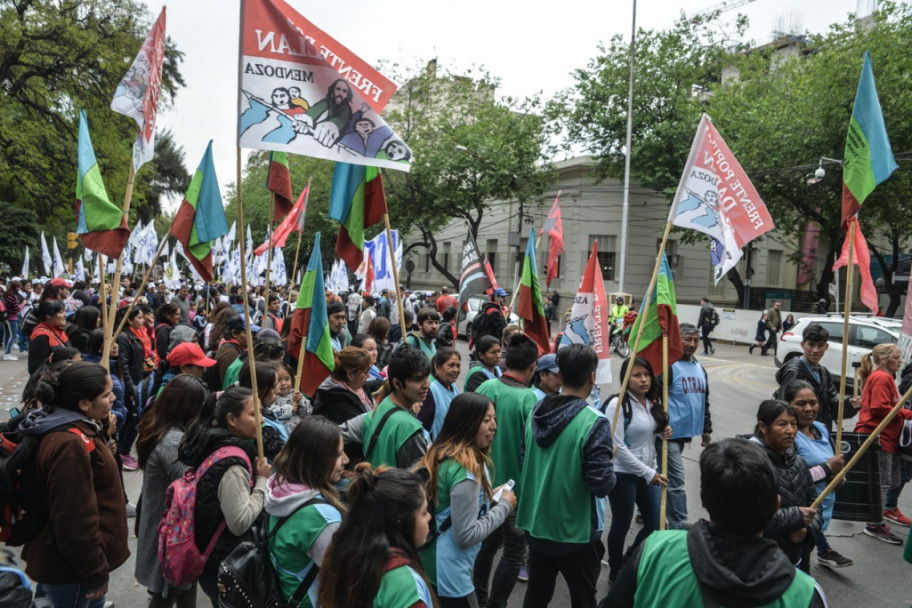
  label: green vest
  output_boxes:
[405,332,436,361]
[361,397,425,469]
[634,531,817,608]
[373,564,433,608]
[222,356,243,389]
[516,404,601,544]
[476,378,536,490]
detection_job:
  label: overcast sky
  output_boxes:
[142,0,861,208]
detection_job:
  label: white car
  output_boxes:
[457,295,519,339]
[775,314,900,390]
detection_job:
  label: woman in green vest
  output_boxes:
[318,464,436,608]
[418,393,515,607]
[265,416,348,607]
[464,336,502,393]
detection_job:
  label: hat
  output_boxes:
[494,288,508,297]
[49,278,71,288]
[536,354,559,374]
[167,342,217,368]
[256,328,281,342]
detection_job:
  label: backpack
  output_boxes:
[18,308,38,340]
[711,310,720,328]
[217,496,328,608]
[158,445,252,587]
[472,302,506,345]
[0,416,94,546]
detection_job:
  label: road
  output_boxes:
[1,338,910,607]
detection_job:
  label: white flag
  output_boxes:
[21,246,29,279]
[40,232,52,276]
[331,259,350,293]
[74,257,85,282]
[363,230,401,293]
[52,237,66,278]
[271,248,287,286]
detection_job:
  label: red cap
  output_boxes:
[166,342,217,368]
[49,278,72,288]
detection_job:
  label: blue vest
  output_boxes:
[429,380,460,440]
[666,359,707,440]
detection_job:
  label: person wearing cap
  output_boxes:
[155,343,217,396]
[609,296,629,341]
[531,354,562,401]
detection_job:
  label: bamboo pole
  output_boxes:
[659,334,669,530]
[97,254,110,371]
[835,219,857,455]
[612,220,674,432]
[811,384,912,509]
[383,213,407,341]
[109,234,171,341]
[263,194,276,329]
[236,146,264,461]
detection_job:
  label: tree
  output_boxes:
[0,202,39,271]
[0,0,185,237]
[381,62,556,287]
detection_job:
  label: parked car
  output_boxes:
[457,295,519,339]
[775,314,900,391]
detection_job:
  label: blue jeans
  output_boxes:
[607,472,661,571]
[885,457,912,510]
[655,438,688,529]
[472,511,527,608]
[34,582,106,608]
[5,319,18,354]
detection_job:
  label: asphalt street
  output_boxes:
[1,336,910,607]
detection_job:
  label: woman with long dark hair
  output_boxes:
[66,305,101,354]
[28,300,70,375]
[114,306,146,471]
[154,302,182,360]
[419,347,462,441]
[265,417,349,605]
[751,399,822,573]
[177,387,272,606]
[604,356,672,582]
[237,360,285,460]
[19,362,128,607]
[318,464,436,608]
[419,393,514,607]
[135,375,209,607]
[368,316,394,369]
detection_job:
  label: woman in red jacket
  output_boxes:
[856,343,912,544]
[28,300,71,375]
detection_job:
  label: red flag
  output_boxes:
[267,152,294,222]
[483,255,499,290]
[254,179,309,256]
[833,216,879,314]
[539,194,564,287]
[361,252,375,296]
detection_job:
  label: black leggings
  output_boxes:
[439,593,480,608]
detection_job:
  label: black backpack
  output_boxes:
[217,496,328,608]
[472,302,506,344]
[0,416,92,546]
[18,308,38,340]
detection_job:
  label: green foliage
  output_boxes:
[0,202,39,272]
[0,0,185,243]
[381,62,556,286]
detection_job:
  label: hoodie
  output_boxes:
[606,519,826,607]
[18,407,92,436]
[516,394,615,551]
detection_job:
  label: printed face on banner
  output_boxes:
[239,0,411,171]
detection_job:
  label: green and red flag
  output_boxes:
[171,140,228,282]
[516,228,550,353]
[266,151,294,222]
[842,51,897,225]
[629,253,683,373]
[75,110,131,258]
[328,162,387,269]
[288,232,335,396]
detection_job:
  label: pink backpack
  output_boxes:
[158,445,251,586]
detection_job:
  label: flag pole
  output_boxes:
[101,132,141,367]
[237,146,265,461]
[835,218,856,456]
[263,194,276,328]
[612,220,673,432]
[383,213,407,340]
[97,253,111,371]
[659,334,669,530]
[812,383,912,509]
[508,190,561,313]
[109,233,171,340]
[290,230,304,289]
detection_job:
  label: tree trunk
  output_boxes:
[420,228,460,288]
[726,267,745,308]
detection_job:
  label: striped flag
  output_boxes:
[629,253,683,373]
[517,228,550,353]
[75,111,131,258]
[288,233,335,396]
[833,217,878,314]
[266,151,294,222]
[329,163,387,269]
[842,51,897,224]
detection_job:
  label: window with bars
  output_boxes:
[588,235,617,281]
[767,250,782,286]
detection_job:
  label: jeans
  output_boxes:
[4,320,17,354]
[700,326,713,353]
[523,539,604,608]
[884,456,912,510]
[34,582,106,608]
[655,438,688,529]
[607,472,661,571]
[472,511,527,608]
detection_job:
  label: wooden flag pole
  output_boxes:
[612,220,674,433]
[812,383,912,510]
[508,190,560,313]
[294,322,308,395]
[383,213,407,341]
[236,146,265,461]
[97,253,111,371]
[290,231,304,290]
[659,334,670,530]
[835,219,857,455]
[263,194,276,328]
[101,139,140,367]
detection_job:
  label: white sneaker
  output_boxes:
[2,354,17,361]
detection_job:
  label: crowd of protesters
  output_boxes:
[1,273,911,608]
